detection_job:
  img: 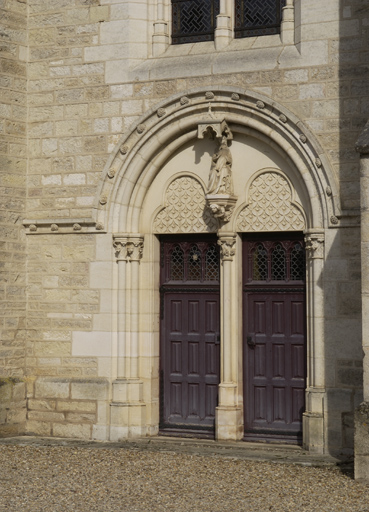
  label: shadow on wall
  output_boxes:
[323,0,365,457]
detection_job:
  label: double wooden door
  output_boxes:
[160,236,220,434]
[159,234,306,441]
[243,235,306,443]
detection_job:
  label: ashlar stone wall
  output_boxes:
[0,0,28,435]
[0,0,367,450]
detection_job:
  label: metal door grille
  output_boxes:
[172,0,220,44]
[235,0,286,38]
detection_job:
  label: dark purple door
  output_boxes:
[243,235,306,443]
[160,237,220,434]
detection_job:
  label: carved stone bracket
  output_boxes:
[218,233,236,262]
[206,194,238,223]
[113,234,144,262]
[305,232,324,260]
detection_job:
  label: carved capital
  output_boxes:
[218,234,236,261]
[113,234,144,262]
[305,232,324,260]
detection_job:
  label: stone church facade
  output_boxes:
[1,0,369,478]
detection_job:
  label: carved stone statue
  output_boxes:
[207,135,233,195]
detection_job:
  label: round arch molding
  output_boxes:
[95,87,341,234]
[106,87,340,448]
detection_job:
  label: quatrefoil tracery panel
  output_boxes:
[236,171,306,232]
[153,176,218,234]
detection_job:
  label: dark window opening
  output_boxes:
[235,0,286,39]
[172,0,220,44]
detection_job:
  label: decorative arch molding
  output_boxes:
[152,174,218,234]
[235,168,306,232]
[96,87,341,234]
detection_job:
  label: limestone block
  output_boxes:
[41,174,61,186]
[28,399,56,411]
[72,63,104,76]
[41,138,58,156]
[85,43,129,64]
[303,412,324,453]
[59,137,83,155]
[33,342,71,357]
[65,104,88,118]
[75,155,92,171]
[70,379,109,400]
[215,406,243,441]
[53,423,91,439]
[56,88,84,103]
[66,412,95,423]
[28,410,65,422]
[62,245,95,262]
[26,420,51,436]
[281,41,329,68]
[105,58,148,84]
[63,173,86,186]
[299,83,325,100]
[29,106,64,123]
[90,6,109,23]
[12,382,26,401]
[57,400,96,413]
[55,120,78,137]
[35,378,70,399]
[84,135,106,152]
[284,68,309,83]
[85,86,109,101]
[43,331,71,342]
[92,425,108,441]
[312,100,340,118]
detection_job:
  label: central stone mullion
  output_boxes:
[216,232,243,440]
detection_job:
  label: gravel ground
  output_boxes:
[0,444,368,512]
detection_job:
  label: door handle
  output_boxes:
[215,332,220,345]
[247,336,256,348]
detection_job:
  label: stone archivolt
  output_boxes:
[153,176,218,233]
[236,170,306,232]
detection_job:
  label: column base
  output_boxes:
[302,412,324,454]
[153,22,169,57]
[216,406,243,441]
[214,15,232,50]
[109,402,147,441]
[110,379,147,440]
[355,402,369,480]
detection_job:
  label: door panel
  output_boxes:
[243,235,306,443]
[162,292,220,430]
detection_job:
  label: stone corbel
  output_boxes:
[113,234,144,262]
[206,195,238,223]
